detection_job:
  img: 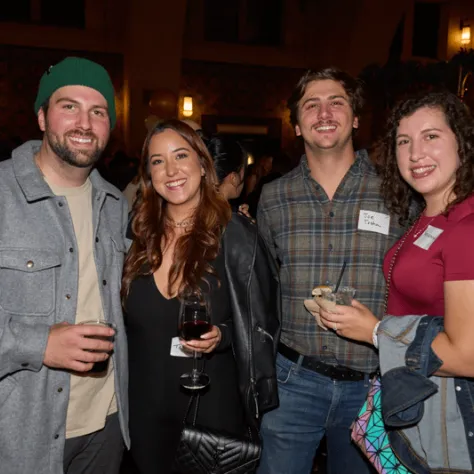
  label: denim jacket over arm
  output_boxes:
[0,141,130,474]
[379,315,474,473]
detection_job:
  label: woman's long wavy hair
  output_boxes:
[121,119,232,303]
[376,90,474,225]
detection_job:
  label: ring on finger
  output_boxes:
[333,322,338,331]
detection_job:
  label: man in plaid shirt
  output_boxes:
[257,68,404,474]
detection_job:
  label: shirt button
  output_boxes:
[469,431,474,438]
[95,237,99,243]
[57,387,63,393]
[329,212,335,217]
[65,294,71,300]
[325,280,330,285]
[21,363,29,368]
[456,386,462,392]
[58,202,63,207]
[26,260,34,269]
[322,346,328,350]
[102,280,107,286]
[69,247,74,253]
[54,434,59,439]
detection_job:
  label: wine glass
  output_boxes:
[178,294,211,390]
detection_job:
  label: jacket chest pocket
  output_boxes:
[111,235,126,267]
[97,235,126,277]
[0,249,61,316]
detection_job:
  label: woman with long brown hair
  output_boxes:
[122,120,280,473]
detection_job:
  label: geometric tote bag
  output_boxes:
[351,376,412,474]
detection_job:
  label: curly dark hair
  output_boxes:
[287,67,365,128]
[377,89,474,225]
[121,119,231,303]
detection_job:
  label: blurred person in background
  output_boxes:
[244,154,273,198]
[247,152,294,217]
[205,134,253,220]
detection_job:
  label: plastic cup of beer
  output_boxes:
[78,319,115,374]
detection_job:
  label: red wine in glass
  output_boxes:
[180,319,212,341]
[178,295,211,390]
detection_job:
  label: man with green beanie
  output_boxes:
[0,57,130,474]
[34,56,117,128]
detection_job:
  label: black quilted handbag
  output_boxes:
[173,394,261,474]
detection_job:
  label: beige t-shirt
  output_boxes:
[46,177,117,439]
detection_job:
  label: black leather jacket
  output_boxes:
[126,212,281,427]
[221,213,281,427]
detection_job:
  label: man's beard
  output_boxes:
[46,128,105,169]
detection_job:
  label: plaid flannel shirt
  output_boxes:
[257,150,405,373]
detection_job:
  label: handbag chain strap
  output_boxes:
[182,359,206,426]
[181,360,258,442]
[183,392,257,441]
[183,392,200,426]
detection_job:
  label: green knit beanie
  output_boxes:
[34,57,116,128]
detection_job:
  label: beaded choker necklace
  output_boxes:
[167,218,194,228]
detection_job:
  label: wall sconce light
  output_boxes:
[182,96,193,117]
[460,20,471,45]
[247,154,254,165]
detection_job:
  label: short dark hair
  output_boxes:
[287,67,365,127]
[40,98,50,117]
[377,89,474,224]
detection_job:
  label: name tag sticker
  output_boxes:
[358,210,391,236]
[414,225,443,250]
[170,336,196,358]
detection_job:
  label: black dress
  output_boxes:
[125,249,245,474]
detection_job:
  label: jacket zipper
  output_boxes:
[248,229,259,420]
[256,324,274,342]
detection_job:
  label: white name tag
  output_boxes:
[414,225,443,250]
[170,336,196,358]
[358,210,390,236]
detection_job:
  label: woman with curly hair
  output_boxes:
[318,89,474,363]
[316,89,474,470]
[122,120,280,473]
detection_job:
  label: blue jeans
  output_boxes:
[258,353,374,474]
